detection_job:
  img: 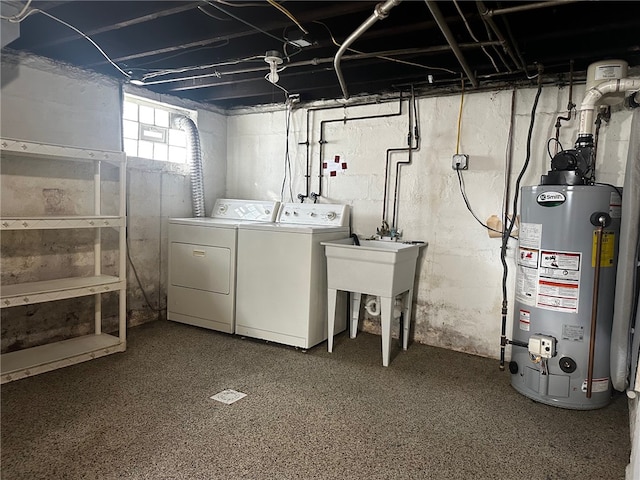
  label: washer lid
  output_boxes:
[238,223,350,234]
[168,217,240,229]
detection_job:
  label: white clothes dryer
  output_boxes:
[235,203,350,348]
[167,199,279,333]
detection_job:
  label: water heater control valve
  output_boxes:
[528,334,556,359]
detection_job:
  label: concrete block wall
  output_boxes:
[226,86,632,359]
[0,54,226,350]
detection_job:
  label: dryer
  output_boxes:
[235,203,350,348]
[167,199,279,333]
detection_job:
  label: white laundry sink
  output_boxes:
[321,238,422,297]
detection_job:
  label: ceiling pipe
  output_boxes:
[425,0,478,88]
[334,0,402,100]
[149,41,501,89]
[476,0,526,73]
[485,0,581,17]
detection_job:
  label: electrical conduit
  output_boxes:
[334,0,402,100]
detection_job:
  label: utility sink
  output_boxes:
[322,238,425,366]
[321,238,423,297]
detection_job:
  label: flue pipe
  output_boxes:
[334,0,402,100]
[579,78,640,136]
[425,0,478,88]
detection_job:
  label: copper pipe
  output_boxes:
[587,222,605,398]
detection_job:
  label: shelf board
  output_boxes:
[0,138,125,165]
[1,333,125,383]
[1,275,124,308]
[1,216,124,230]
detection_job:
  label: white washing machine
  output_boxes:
[167,199,279,333]
[235,203,350,348]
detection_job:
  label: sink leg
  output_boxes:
[350,292,361,339]
[327,288,338,353]
[402,288,413,351]
[381,296,393,367]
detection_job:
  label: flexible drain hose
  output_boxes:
[173,116,206,217]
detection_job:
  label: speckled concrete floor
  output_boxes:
[1,321,630,480]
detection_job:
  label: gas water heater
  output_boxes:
[510,185,621,409]
[509,60,635,409]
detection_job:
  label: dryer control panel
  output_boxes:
[278,203,350,227]
[211,199,279,222]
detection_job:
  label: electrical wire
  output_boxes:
[267,0,308,34]
[0,0,32,21]
[456,167,516,238]
[452,0,499,73]
[313,20,457,74]
[139,55,265,81]
[265,72,290,98]
[197,5,232,21]
[211,0,269,7]
[129,41,230,68]
[499,79,543,368]
[456,75,464,154]
[11,7,131,79]
[595,182,623,199]
[204,0,294,47]
[280,103,294,202]
[546,137,563,160]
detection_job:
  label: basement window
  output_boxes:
[122,94,196,163]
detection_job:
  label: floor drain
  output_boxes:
[210,389,247,404]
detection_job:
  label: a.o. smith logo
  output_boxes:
[537,191,566,206]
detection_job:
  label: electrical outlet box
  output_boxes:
[452,154,469,170]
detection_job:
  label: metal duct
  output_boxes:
[334,0,402,100]
[173,115,206,218]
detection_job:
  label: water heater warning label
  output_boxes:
[519,310,531,331]
[537,250,581,314]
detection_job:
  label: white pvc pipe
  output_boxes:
[579,78,640,136]
[365,296,381,316]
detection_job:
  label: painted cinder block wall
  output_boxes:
[0,54,227,351]
[226,85,632,359]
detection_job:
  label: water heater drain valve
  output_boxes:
[528,334,556,359]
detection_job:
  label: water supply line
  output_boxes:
[499,67,544,370]
[554,60,575,155]
[476,0,526,73]
[315,94,404,198]
[391,85,420,231]
[334,0,402,100]
[173,115,206,217]
[425,1,478,88]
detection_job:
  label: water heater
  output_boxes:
[510,185,621,409]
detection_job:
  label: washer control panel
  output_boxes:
[211,199,279,222]
[277,203,350,227]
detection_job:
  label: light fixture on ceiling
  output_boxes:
[264,50,283,84]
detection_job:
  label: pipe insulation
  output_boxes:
[578,78,640,136]
[334,0,402,100]
[173,115,206,218]
[610,108,640,391]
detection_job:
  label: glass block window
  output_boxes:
[122,94,196,163]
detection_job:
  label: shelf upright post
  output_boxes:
[94,160,102,334]
[119,156,127,344]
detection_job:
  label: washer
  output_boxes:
[235,203,350,348]
[167,199,279,333]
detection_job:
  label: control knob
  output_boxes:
[326,211,337,220]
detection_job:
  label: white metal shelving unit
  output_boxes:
[0,138,127,383]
